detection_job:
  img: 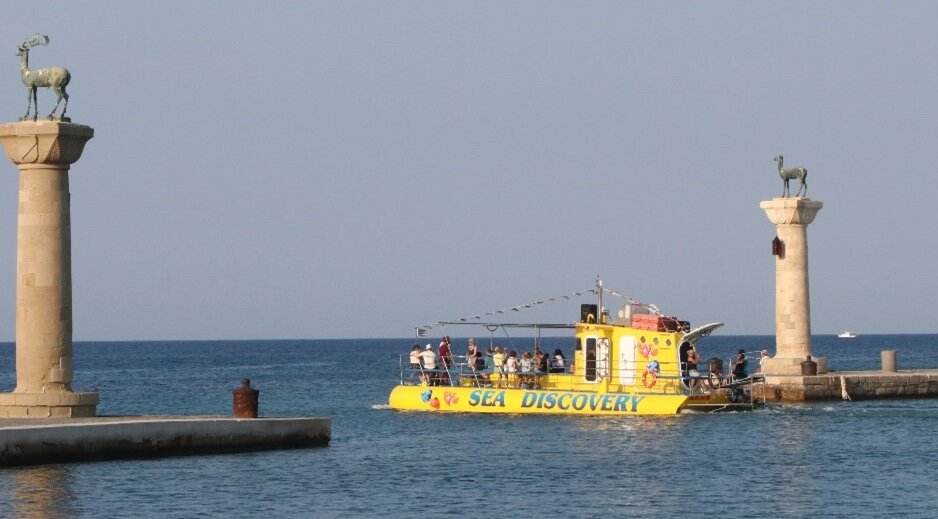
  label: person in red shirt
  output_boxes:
[438,336,453,368]
[437,336,453,386]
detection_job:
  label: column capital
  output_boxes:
[760,197,823,226]
[0,120,93,167]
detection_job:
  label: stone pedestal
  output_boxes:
[760,197,822,378]
[0,121,98,418]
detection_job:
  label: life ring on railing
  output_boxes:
[641,369,658,388]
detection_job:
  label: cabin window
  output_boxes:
[585,338,597,382]
[575,338,582,351]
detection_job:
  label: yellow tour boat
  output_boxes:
[389,280,763,416]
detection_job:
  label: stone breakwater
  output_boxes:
[0,416,331,466]
[758,370,938,401]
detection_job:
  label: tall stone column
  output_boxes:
[760,197,823,376]
[0,120,98,417]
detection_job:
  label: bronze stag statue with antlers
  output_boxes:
[773,154,807,197]
[16,34,71,121]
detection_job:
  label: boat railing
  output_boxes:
[399,354,693,395]
[678,351,767,408]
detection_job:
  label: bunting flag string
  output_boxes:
[415,285,660,336]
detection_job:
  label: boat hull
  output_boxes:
[388,385,688,416]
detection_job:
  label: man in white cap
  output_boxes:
[420,344,438,385]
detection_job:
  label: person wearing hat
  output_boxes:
[420,344,438,385]
[732,349,748,381]
[438,336,452,369]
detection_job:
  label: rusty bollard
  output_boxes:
[232,378,259,418]
[801,355,818,376]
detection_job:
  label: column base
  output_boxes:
[0,391,99,418]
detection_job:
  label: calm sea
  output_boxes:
[1,334,937,518]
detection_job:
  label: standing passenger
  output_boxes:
[420,344,438,385]
[466,340,479,367]
[686,346,700,391]
[438,336,453,368]
[437,336,453,386]
[732,349,748,381]
[492,346,507,388]
[519,351,534,388]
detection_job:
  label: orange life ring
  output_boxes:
[642,369,658,388]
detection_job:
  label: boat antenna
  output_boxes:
[486,324,499,351]
[596,276,603,323]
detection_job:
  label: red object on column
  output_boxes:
[771,236,783,257]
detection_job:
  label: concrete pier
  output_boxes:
[755,369,938,402]
[0,416,331,466]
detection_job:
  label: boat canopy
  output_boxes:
[681,322,724,343]
[436,322,575,329]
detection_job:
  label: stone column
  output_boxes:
[0,120,98,417]
[760,197,823,377]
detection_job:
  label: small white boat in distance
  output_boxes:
[838,331,857,339]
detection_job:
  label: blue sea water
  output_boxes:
[1,334,938,518]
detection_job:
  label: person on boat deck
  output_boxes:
[467,340,480,368]
[492,346,507,388]
[505,351,520,388]
[550,349,566,373]
[535,351,549,373]
[436,337,452,386]
[732,349,748,380]
[466,340,487,386]
[420,344,439,385]
[409,344,421,369]
[679,341,692,379]
[685,345,700,390]
[438,336,453,368]
[520,351,535,389]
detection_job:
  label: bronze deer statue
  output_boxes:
[16,34,71,121]
[773,154,807,197]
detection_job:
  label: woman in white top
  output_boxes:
[419,344,438,385]
[505,351,520,388]
[420,344,437,370]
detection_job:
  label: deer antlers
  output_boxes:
[20,33,50,51]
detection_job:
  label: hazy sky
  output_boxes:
[1,3,936,340]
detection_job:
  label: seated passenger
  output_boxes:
[549,349,566,373]
[535,351,549,373]
[505,351,520,388]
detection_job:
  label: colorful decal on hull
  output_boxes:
[389,385,687,415]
